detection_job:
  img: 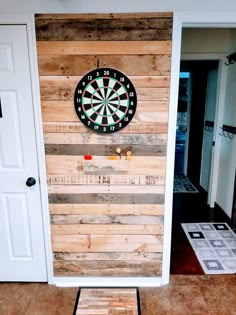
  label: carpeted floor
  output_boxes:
[73,287,141,315]
[174,174,198,193]
[182,222,236,274]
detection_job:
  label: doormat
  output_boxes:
[182,223,236,274]
[174,174,198,193]
[73,287,141,315]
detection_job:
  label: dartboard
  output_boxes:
[74,68,137,133]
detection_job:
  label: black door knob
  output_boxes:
[26,177,36,187]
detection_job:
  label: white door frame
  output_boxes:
[162,11,236,285]
[0,14,53,284]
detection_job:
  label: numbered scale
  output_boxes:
[74,68,137,133]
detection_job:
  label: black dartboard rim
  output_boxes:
[74,68,137,133]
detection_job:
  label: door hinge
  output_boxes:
[212,141,215,147]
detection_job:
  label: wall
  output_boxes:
[217,29,236,217]
[1,0,236,14]
[36,13,172,277]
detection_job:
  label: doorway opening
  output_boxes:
[171,54,232,274]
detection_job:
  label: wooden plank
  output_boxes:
[41,100,169,123]
[51,234,163,252]
[49,204,165,215]
[44,133,167,145]
[48,185,164,195]
[45,156,166,176]
[37,41,172,55]
[35,16,172,41]
[53,251,162,261]
[45,144,166,156]
[47,175,165,186]
[35,13,173,20]
[48,193,165,204]
[38,55,171,76]
[43,122,168,134]
[39,75,170,88]
[50,215,164,225]
[51,223,163,235]
[53,260,162,276]
[40,86,169,101]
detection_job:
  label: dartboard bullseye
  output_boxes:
[74,68,137,133]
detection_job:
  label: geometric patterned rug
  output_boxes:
[73,287,141,315]
[174,174,198,193]
[182,223,236,274]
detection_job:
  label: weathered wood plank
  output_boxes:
[36,16,172,41]
[49,204,165,215]
[40,75,170,88]
[51,234,163,252]
[45,144,166,156]
[44,133,167,145]
[51,215,164,225]
[40,86,169,101]
[45,155,166,176]
[53,251,162,261]
[35,13,173,20]
[47,174,165,186]
[43,122,168,134]
[51,223,163,234]
[38,55,171,76]
[41,100,169,123]
[48,184,164,195]
[48,193,165,204]
[37,41,172,55]
[53,260,162,276]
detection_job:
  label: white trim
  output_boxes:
[0,14,53,284]
[161,14,182,286]
[54,277,161,288]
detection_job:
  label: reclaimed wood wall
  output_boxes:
[35,13,172,277]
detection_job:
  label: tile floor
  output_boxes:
[0,275,235,315]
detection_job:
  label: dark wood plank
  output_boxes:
[53,260,162,276]
[48,193,165,204]
[45,144,166,156]
[36,16,172,41]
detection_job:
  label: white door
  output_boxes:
[0,25,47,281]
[200,68,218,193]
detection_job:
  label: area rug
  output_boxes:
[73,287,141,315]
[174,174,198,193]
[182,223,236,274]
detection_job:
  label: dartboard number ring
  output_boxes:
[74,68,137,133]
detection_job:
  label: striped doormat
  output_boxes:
[73,287,141,315]
[174,174,198,193]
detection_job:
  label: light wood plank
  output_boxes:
[53,251,162,261]
[51,215,164,225]
[40,86,169,101]
[51,224,163,235]
[42,100,169,123]
[45,155,166,176]
[37,41,172,55]
[47,174,165,186]
[38,55,171,76]
[49,204,165,215]
[51,234,163,252]
[48,185,164,195]
[40,75,170,88]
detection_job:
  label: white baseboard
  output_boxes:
[53,276,162,287]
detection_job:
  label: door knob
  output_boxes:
[26,177,36,187]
